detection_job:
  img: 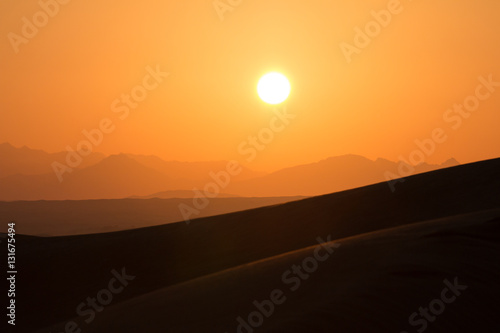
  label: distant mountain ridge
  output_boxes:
[227,154,460,196]
[0,143,459,201]
[0,143,266,200]
[0,142,105,178]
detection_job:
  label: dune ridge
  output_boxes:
[16,158,500,332]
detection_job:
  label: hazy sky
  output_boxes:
[1,0,499,171]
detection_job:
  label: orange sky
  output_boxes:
[1,0,499,172]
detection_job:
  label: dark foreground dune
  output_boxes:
[13,158,500,332]
[40,209,500,333]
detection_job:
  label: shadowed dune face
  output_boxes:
[39,209,500,333]
[15,158,500,332]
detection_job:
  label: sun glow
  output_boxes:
[257,72,291,105]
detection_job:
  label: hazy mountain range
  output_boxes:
[0,142,459,201]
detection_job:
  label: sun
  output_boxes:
[257,72,291,105]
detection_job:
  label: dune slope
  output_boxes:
[16,158,500,332]
[40,209,500,332]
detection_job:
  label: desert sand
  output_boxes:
[12,158,500,332]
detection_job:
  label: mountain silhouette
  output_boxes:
[228,154,460,196]
[0,143,459,201]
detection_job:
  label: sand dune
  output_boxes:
[40,209,500,332]
[15,158,500,332]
